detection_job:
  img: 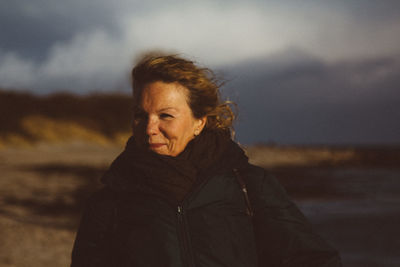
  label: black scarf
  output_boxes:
[101,129,248,204]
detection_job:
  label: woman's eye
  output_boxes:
[160,113,173,119]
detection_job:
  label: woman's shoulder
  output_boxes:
[83,187,119,215]
[239,163,281,189]
[87,186,115,201]
[239,163,294,208]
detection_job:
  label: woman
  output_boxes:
[71,54,341,267]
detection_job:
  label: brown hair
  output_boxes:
[131,52,235,134]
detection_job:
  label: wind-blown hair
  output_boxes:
[131,53,235,135]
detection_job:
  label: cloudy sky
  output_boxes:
[1,0,399,144]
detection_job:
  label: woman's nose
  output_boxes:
[146,117,159,135]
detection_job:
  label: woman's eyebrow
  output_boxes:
[157,107,178,112]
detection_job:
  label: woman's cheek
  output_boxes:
[159,122,175,138]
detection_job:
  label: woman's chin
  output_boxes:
[149,144,170,156]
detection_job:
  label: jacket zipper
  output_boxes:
[177,205,195,267]
[233,168,254,217]
[175,171,214,267]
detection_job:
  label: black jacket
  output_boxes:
[71,162,341,267]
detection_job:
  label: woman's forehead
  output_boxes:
[140,81,190,111]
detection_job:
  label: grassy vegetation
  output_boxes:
[0,89,133,147]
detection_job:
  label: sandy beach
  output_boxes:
[0,143,399,266]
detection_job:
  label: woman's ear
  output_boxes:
[194,116,207,136]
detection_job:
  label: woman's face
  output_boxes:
[134,81,206,157]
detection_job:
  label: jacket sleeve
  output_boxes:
[245,166,342,267]
[71,187,116,267]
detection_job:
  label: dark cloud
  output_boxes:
[2,0,400,65]
[0,0,122,62]
[335,0,400,21]
[223,49,400,144]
